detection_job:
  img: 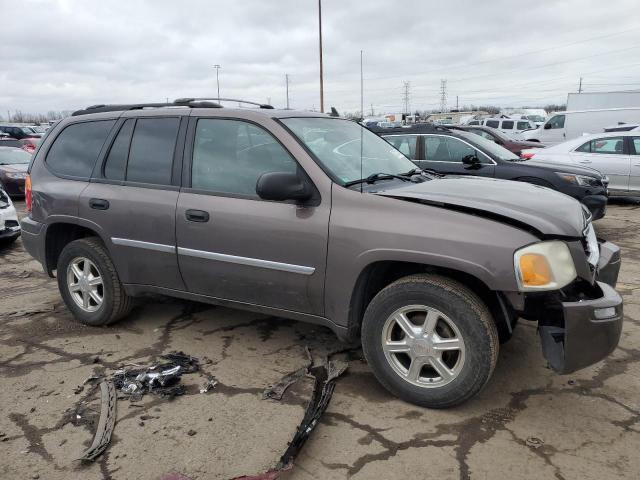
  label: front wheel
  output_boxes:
[57,237,132,326]
[361,274,499,408]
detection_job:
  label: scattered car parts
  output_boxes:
[79,380,117,462]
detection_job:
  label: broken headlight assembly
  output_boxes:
[514,241,577,291]
[555,172,600,187]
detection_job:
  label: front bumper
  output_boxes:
[0,205,21,240]
[538,241,623,374]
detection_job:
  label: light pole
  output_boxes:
[318,0,324,113]
[285,74,290,109]
[213,65,221,101]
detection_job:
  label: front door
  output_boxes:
[175,117,330,315]
[419,134,496,177]
[541,114,566,144]
[569,136,630,192]
[79,116,185,290]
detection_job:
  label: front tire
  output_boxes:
[57,237,132,326]
[361,274,499,408]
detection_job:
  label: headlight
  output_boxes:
[514,241,577,291]
[555,172,599,187]
[4,172,27,179]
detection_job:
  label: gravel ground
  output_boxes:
[1,199,639,480]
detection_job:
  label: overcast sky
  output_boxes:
[1,0,639,116]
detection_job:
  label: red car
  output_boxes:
[20,137,41,153]
[451,125,544,157]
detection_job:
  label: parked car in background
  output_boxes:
[466,117,536,136]
[449,125,544,157]
[372,124,609,219]
[20,100,623,408]
[0,186,20,245]
[20,137,42,154]
[0,147,31,196]
[0,132,21,148]
[521,131,640,195]
[522,108,640,145]
[0,125,43,140]
[27,125,48,134]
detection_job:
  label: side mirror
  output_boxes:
[544,123,552,130]
[256,172,312,203]
[462,154,481,168]
[494,139,503,145]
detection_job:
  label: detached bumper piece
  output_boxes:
[79,381,117,462]
[539,240,623,374]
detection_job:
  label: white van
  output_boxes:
[466,117,536,136]
[522,107,640,145]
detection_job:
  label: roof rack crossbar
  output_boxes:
[176,97,275,109]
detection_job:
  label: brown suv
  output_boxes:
[20,99,623,407]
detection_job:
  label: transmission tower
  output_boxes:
[439,79,448,113]
[402,81,411,116]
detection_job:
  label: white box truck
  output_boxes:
[567,91,640,110]
[521,107,640,145]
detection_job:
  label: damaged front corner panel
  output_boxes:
[79,380,117,462]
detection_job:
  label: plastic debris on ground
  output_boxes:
[235,357,348,480]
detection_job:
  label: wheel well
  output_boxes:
[347,261,510,341]
[44,223,100,276]
[525,138,540,142]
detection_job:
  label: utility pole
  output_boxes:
[213,65,221,101]
[578,77,583,93]
[440,79,448,113]
[402,81,411,117]
[371,103,374,116]
[456,95,459,111]
[285,74,290,109]
[318,0,324,113]
[360,50,364,119]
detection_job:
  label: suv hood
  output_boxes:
[523,160,602,177]
[377,176,587,237]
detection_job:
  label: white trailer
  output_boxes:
[521,107,640,145]
[567,91,640,111]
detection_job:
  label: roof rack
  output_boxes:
[72,97,275,116]
[72,99,223,116]
[176,97,275,109]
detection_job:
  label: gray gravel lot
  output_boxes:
[1,200,639,480]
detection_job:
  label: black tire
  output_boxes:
[361,274,499,408]
[57,237,132,326]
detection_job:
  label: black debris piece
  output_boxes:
[79,381,117,462]
[111,351,200,401]
[236,359,348,480]
[262,367,307,401]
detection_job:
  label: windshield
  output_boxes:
[0,148,32,165]
[281,117,417,184]
[455,131,519,161]
[525,115,545,123]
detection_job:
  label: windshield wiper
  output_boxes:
[344,172,412,188]
[400,167,444,178]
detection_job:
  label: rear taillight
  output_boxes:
[520,152,535,160]
[25,174,32,212]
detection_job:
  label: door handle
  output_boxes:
[579,160,592,164]
[89,198,109,210]
[185,209,209,223]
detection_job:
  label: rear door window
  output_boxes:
[383,135,418,159]
[631,137,640,155]
[126,118,180,185]
[501,121,514,130]
[425,136,476,162]
[103,119,135,180]
[485,120,499,128]
[46,120,115,178]
[517,121,530,130]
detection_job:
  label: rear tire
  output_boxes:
[361,274,499,408]
[57,237,132,326]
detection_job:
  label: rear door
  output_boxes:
[79,114,186,290]
[569,136,630,192]
[381,134,420,160]
[175,117,330,315]
[419,134,495,177]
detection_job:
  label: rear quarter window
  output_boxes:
[45,120,115,178]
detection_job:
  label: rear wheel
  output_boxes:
[361,274,499,408]
[57,237,132,326]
